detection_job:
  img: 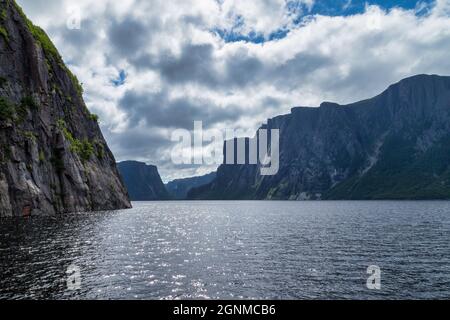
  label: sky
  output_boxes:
[16,0,450,182]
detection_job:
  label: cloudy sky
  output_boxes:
[17,0,450,181]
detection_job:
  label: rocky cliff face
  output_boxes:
[189,74,450,200]
[117,161,170,201]
[0,0,131,216]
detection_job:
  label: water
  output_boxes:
[0,201,449,300]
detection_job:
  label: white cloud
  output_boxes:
[217,0,314,37]
[15,0,450,181]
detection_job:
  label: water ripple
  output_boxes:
[1,201,450,299]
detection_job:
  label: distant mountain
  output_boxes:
[166,172,216,200]
[189,74,450,200]
[117,161,170,201]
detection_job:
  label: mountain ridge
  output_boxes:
[166,172,216,200]
[117,161,170,201]
[189,74,450,200]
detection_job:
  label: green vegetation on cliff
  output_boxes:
[57,119,94,162]
[11,0,84,98]
[0,95,39,122]
[0,26,8,42]
[0,97,14,120]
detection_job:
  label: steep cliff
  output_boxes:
[189,74,450,200]
[0,0,131,216]
[117,161,170,201]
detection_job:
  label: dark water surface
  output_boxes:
[1,201,449,300]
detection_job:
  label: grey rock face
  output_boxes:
[189,74,450,200]
[117,161,170,201]
[0,1,131,216]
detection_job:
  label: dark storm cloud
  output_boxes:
[50,19,100,63]
[277,52,330,78]
[224,51,264,87]
[128,53,154,69]
[124,41,330,93]
[156,44,219,85]
[181,14,208,26]
[108,127,172,155]
[141,45,266,90]
[93,10,331,93]
[107,17,153,59]
[119,90,241,129]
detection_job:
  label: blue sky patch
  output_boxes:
[215,0,436,43]
[310,0,434,16]
[111,70,127,87]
